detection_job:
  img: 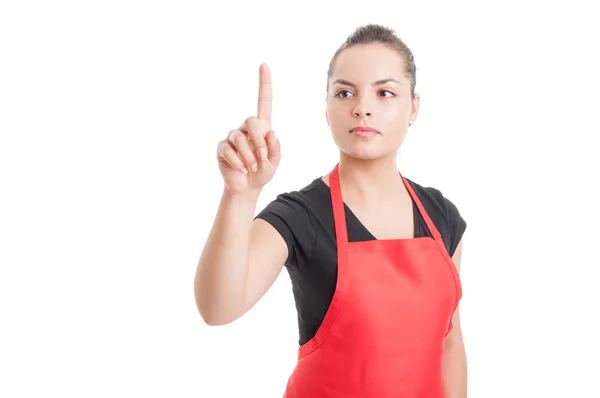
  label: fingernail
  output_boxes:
[241,168,248,174]
[258,147,268,160]
[250,163,257,172]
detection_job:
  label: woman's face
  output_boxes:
[326,43,420,161]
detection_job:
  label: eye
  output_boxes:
[335,90,353,98]
[379,90,395,97]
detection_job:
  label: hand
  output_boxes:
[216,63,281,194]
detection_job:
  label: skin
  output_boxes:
[323,43,422,240]
[326,43,417,163]
[195,43,466,396]
[195,63,285,326]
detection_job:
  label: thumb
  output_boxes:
[264,130,281,166]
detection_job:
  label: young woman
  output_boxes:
[195,24,468,397]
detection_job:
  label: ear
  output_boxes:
[411,93,421,123]
[325,110,330,126]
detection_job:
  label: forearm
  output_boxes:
[442,340,468,398]
[194,187,261,324]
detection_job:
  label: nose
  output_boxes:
[353,108,372,118]
[353,100,372,118]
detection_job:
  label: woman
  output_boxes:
[195,24,468,397]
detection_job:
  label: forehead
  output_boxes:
[331,43,406,83]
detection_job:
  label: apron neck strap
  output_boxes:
[400,173,443,240]
[328,163,348,246]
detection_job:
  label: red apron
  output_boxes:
[283,164,462,397]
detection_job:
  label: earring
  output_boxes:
[409,120,414,126]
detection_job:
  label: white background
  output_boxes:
[1,1,599,397]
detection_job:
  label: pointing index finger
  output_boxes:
[257,63,272,123]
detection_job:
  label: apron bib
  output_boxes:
[283,164,462,397]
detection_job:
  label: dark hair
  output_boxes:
[327,24,417,100]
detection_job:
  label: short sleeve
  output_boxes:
[254,193,317,269]
[443,196,467,258]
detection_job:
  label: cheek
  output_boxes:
[327,108,348,132]
[327,104,345,119]
[381,105,407,121]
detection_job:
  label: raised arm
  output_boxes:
[194,64,287,325]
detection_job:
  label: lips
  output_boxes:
[350,126,379,137]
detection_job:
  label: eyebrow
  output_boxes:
[332,78,402,87]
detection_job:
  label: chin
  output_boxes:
[341,144,393,160]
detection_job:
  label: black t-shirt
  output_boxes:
[256,176,467,346]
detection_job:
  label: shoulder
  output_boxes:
[254,177,327,268]
[257,177,327,221]
[405,177,463,220]
[405,177,467,257]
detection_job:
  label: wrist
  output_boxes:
[222,186,262,203]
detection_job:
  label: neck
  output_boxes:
[336,152,404,205]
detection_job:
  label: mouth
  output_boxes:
[350,126,380,137]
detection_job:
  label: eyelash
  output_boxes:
[335,89,396,98]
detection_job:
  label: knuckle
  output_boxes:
[245,116,258,125]
[222,145,235,157]
[233,132,247,146]
[227,129,239,140]
[216,140,228,154]
[218,141,235,154]
[220,137,231,147]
